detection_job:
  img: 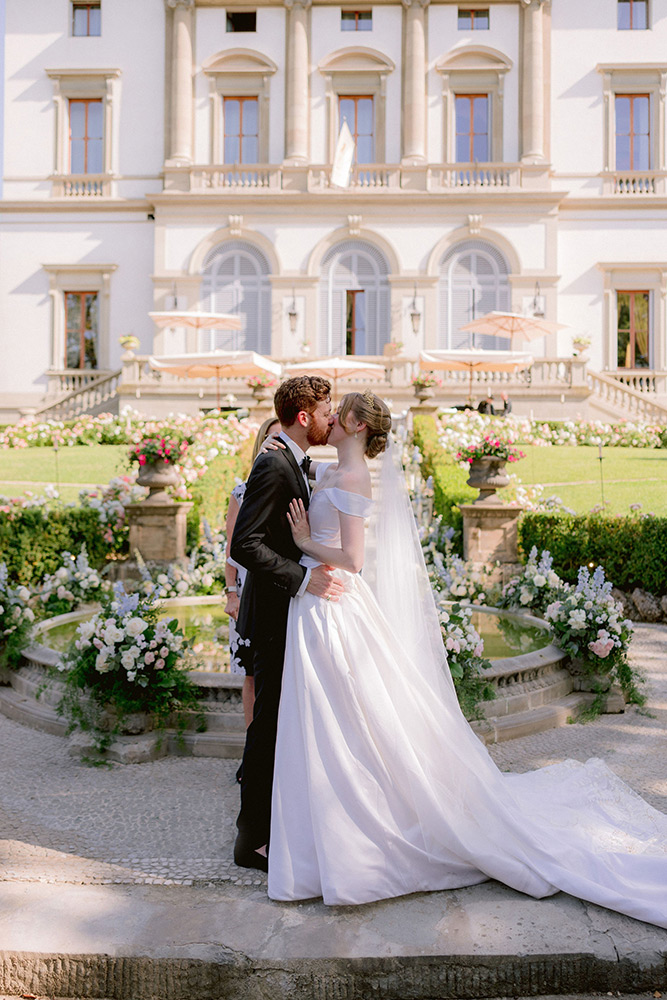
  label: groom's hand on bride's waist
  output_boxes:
[306,565,344,601]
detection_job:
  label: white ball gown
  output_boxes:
[267,458,667,926]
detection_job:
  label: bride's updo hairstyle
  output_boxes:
[338,391,392,459]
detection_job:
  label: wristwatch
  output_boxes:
[225,586,237,594]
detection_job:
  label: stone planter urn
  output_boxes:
[251,385,271,403]
[466,456,511,504]
[413,385,434,404]
[136,460,179,503]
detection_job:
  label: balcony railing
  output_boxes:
[184,162,534,195]
[51,174,112,198]
[601,171,667,196]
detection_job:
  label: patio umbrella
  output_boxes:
[458,311,566,347]
[419,349,533,402]
[284,356,386,402]
[149,350,281,408]
[149,311,243,332]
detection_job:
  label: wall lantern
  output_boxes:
[288,288,298,335]
[409,285,421,335]
[531,281,545,318]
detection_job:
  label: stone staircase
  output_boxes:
[587,369,667,423]
[29,368,122,421]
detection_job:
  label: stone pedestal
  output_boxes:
[127,501,193,566]
[460,503,524,585]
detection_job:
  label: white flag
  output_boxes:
[330,120,355,188]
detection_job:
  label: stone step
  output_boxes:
[0,686,68,738]
[473,692,594,745]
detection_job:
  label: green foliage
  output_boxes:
[519,511,667,596]
[0,507,110,586]
[188,436,254,537]
[413,414,476,551]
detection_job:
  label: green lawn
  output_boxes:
[0,445,129,502]
[517,445,667,515]
[1,442,665,516]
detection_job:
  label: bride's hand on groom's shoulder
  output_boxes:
[259,434,286,454]
[287,498,311,546]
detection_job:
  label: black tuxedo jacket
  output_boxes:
[230,443,310,644]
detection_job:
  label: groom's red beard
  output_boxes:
[306,422,332,447]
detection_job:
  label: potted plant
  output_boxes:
[383,340,404,359]
[119,334,140,354]
[411,373,440,403]
[456,437,525,504]
[128,437,188,500]
[247,373,278,401]
[572,335,591,357]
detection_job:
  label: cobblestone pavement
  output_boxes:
[0,624,664,891]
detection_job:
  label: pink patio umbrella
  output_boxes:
[419,348,534,402]
[458,311,566,348]
[284,356,386,403]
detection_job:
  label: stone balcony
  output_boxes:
[166,161,552,196]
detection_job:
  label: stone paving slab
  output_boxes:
[0,624,664,999]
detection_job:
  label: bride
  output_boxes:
[267,389,667,925]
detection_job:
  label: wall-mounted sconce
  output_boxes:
[409,284,421,335]
[531,281,545,318]
[288,288,298,335]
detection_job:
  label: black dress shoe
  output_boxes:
[234,833,269,873]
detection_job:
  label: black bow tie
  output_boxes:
[300,456,312,476]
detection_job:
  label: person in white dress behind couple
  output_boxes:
[236,384,667,927]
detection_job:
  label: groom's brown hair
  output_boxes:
[274,375,331,426]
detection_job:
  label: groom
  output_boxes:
[230,375,343,871]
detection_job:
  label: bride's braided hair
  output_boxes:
[338,391,392,459]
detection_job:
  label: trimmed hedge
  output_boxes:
[413,413,476,551]
[187,435,255,543]
[0,507,109,586]
[519,511,667,596]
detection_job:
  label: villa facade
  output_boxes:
[2,0,667,420]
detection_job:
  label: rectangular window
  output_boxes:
[458,8,489,29]
[223,97,259,163]
[226,11,257,31]
[341,10,372,30]
[615,94,650,169]
[339,95,374,163]
[617,291,650,368]
[69,98,103,173]
[65,292,99,369]
[455,94,489,161]
[72,3,101,36]
[618,0,648,29]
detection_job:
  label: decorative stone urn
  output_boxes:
[136,460,179,504]
[466,456,511,505]
[413,385,434,404]
[251,384,271,403]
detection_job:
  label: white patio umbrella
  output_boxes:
[149,350,281,408]
[284,356,386,402]
[458,311,566,347]
[149,310,244,354]
[419,349,533,402]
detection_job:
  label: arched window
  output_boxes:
[200,241,271,354]
[319,241,390,355]
[438,240,510,349]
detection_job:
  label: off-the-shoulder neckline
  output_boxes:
[313,485,373,503]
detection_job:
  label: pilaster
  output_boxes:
[284,0,311,165]
[402,0,429,165]
[165,0,195,167]
[520,0,547,164]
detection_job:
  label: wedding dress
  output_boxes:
[268,452,667,925]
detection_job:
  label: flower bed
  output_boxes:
[0,563,35,668]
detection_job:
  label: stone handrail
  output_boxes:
[588,370,667,423]
[186,162,533,195]
[611,369,667,395]
[32,369,122,421]
[601,170,667,196]
[51,174,112,198]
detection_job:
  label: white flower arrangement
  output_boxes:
[38,545,110,616]
[0,562,35,668]
[498,547,565,616]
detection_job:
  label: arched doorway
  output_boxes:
[319,241,390,355]
[438,240,511,349]
[200,240,271,354]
